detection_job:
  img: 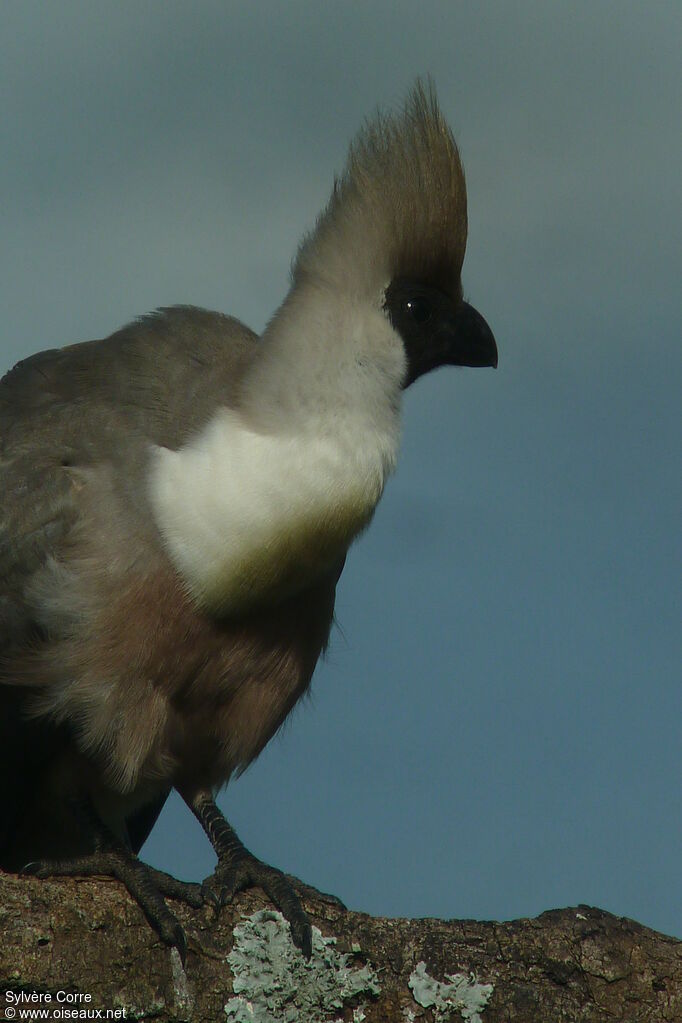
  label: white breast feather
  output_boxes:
[150,409,396,612]
[148,293,405,614]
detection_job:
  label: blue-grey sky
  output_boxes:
[2,3,680,938]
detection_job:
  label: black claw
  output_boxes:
[277,900,312,958]
[294,920,313,959]
[170,923,188,966]
[200,882,222,911]
[155,914,188,964]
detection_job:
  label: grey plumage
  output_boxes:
[0,309,256,845]
[0,81,497,957]
[1,306,337,830]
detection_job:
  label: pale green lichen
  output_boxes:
[408,961,493,1022]
[224,910,380,1022]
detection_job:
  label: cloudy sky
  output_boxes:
[2,3,680,939]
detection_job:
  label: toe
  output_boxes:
[290,916,313,959]
[286,874,346,909]
[160,919,188,965]
[200,882,222,909]
[148,870,204,908]
[246,862,312,957]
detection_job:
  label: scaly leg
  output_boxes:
[182,788,313,958]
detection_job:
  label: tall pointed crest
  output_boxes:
[293,80,467,300]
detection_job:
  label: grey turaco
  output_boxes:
[0,81,497,961]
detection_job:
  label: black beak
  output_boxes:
[385,278,499,388]
[444,302,498,369]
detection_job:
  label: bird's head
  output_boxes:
[292,79,497,387]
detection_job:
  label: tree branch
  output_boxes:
[1,873,680,1021]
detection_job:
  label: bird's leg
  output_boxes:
[181,787,313,957]
[21,796,203,963]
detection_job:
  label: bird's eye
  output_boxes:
[406,297,431,324]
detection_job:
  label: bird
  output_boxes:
[0,80,497,961]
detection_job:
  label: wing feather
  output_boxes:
[0,306,258,648]
[0,306,258,857]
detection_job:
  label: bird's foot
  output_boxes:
[202,851,312,957]
[22,852,202,964]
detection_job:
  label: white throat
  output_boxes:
[148,283,406,614]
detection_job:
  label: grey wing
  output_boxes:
[0,438,80,860]
[0,346,90,860]
[0,452,77,650]
[0,305,258,858]
[0,304,258,647]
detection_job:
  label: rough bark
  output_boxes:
[1,871,680,1022]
